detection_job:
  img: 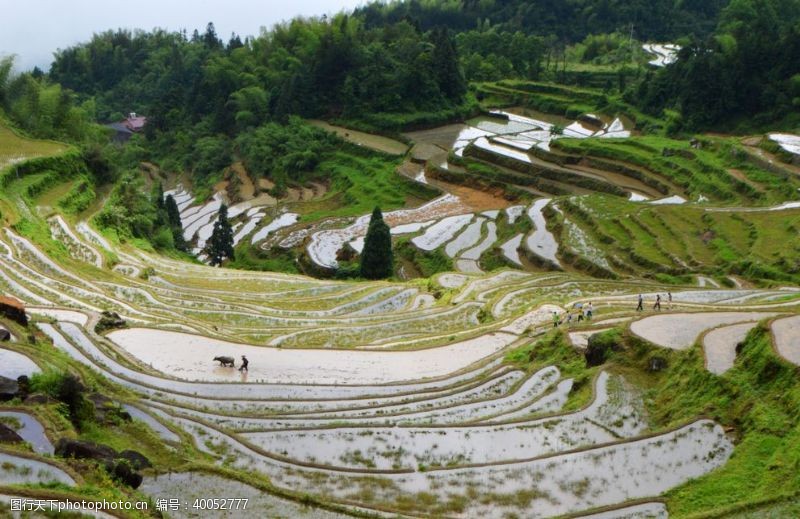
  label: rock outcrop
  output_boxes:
[0,296,27,326]
[55,438,149,488]
[94,311,126,334]
[0,423,24,444]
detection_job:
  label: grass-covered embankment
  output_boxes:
[628,323,800,517]
[550,195,800,285]
[508,321,800,517]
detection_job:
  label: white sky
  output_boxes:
[0,0,367,71]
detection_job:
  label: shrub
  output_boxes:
[30,372,94,428]
[585,329,621,366]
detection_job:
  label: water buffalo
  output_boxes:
[213,356,235,367]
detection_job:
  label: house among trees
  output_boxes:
[107,112,147,143]
[124,112,147,132]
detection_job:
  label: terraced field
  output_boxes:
[0,122,67,173]
[465,82,800,205]
[2,193,799,516]
[240,181,799,284]
[114,84,800,287]
[2,87,800,518]
[642,43,680,67]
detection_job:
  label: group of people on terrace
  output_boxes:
[551,292,675,329]
[552,301,593,328]
[636,292,672,312]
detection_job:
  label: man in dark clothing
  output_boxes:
[636,294,644,311]
[654,294,662,311]
[239,355,249,372]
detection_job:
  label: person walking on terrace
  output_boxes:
[239,355,249,372]
[636,294,644,312]
[654,294,662,311]
[586,302,593,320]
[552,311,560,328]
[668,291,673,310]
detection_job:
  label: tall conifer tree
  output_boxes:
[206,204,235,266]
[360,207,393,279]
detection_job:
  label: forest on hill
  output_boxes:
[0,0,798,254]
[3,0,795,147]
[637,0,800,129]
[357,0,729,41]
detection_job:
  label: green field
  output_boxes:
[0,122,67,171]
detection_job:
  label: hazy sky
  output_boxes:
[0,0,367,71]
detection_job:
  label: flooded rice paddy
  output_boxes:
[1,216,795,517]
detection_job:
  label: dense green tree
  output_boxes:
[360,207,393,279]
[153,182,165,211]
[164,194,186,250]
[236,118,330,195]
[95,173,157,238]
[0,57,12,106]
[635,0,800,129]
[0,56,98,141]
[81,145,115,184]
[430,27,466,100]
[456,30,544,80]
[192,136,232,178]
[93,171,186,251]
[206,204,235,266]
[47,13,473,149]
[357,0,728,41]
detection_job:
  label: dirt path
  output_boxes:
[727,168,765,192]
[424,177,513,211]
[403,124,470,149]
[231,162,255,199]
[309,120,409,156]
[741,141,800,178]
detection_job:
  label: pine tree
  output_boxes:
[206,204,235,266]
[154,182,165,210]
[430,27,466,101]
[164,194,186,251]
[152,182,166,227]
[360,207,393,279]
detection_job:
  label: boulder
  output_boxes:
[23,394,53,405]
[94,311,126,334]
[88,392,113,409]
[112,459,143,488]
[55,438,117,462]
[89,393,131,423]
[119,450,152,470]
[648,356,668,372]
[55,438,147,488]
[16,375,30,399]
[0,375,19,401]
[0,423,23,444]
[0,296,27,326]
[585,332,618,367]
